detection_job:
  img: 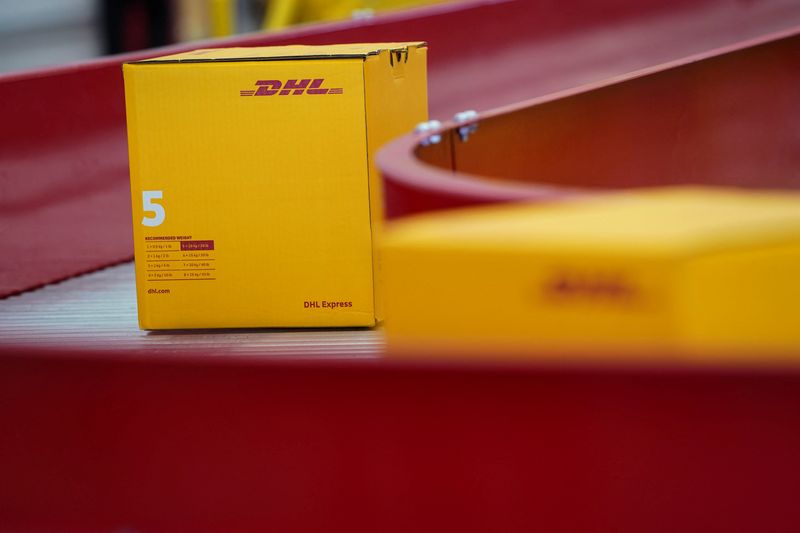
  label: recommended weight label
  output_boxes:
[144,236,216,282]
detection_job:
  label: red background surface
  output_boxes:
[2,348,800,531]
[3,2,800,529]
[5,0,800,295]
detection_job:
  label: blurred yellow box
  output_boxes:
[124,43,428,329]
[382,188,800,359]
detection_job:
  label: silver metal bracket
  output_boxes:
[453,110,479,142]
[414,119,443,146]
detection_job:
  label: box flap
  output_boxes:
[134,43,427,64]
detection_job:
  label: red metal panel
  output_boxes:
[379,27,800,218]
[4,0,800,296]
[2,348,800,531]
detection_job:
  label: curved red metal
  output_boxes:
[379,26,800,218]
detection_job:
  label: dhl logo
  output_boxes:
[543,272,638,302]
[240,79,344,97]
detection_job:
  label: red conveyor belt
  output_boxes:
[0,263,382,357]
[3,1,800,530]
[4,0,800,296]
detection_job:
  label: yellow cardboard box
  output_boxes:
[124,43,428,329]
[382,188,800,360]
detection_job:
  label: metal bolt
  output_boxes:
[414,120,443,146]
[453,110,479,142]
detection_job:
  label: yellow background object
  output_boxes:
[124,43,427,329]
[381,188,800,360]
[210,0,235,37]
[264,0,453,29]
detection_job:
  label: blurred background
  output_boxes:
[0,0,454,74]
